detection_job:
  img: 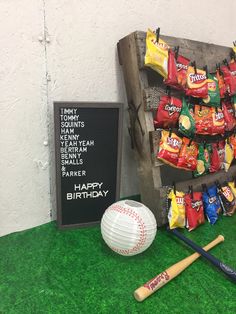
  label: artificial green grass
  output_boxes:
[0,214,236,314]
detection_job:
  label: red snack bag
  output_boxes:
[184,189,205,231]
[186,65,208,98]
[209,143,221,173]
[176,54,190,90]
[177,137,198,171]
[229,134,236,158]
[164,49,178,87]
[157,130,182,167]
[222,100,236,131]
[218,140,226,170]
[216,68,227,98]
[221,64,236,96]
[194,105,213,135]
[211,107,225,135]
[154,96,182,128]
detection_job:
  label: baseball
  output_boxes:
[101,200,157,256]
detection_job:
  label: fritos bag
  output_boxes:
[164,49,178,87]
[216,68,226,98]
[224,139,234,172]
[202,184,221,225]
[176,54,190,90]
[222,100,236,131]
[157,130,182,167]
[209,143,221,173]
[211,107,225,135]
[216,181,236,216]
[184,188,205,231]
[145,29,169,78]
[154,96,182,128]
[168,189,185,229]
[186,66,208,98]
[202,73,220,106]
[194,105,213,135]
[194,143,210,177]
[178,98,195,138]
[177,138,198,171]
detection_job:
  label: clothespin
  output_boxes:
[156,27,160,43]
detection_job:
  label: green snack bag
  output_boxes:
[178,98,195,138]
[194,143,211,177]
[202,73,220,107]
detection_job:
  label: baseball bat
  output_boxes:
[169,228,236,283]
[134,235,224,302]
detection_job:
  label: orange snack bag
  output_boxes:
[194,105,213,135]
[177,138,198,171]
[211,107,225,135]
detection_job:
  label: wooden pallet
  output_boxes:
[117,30,236,226]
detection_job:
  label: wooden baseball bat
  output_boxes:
[169,228,236,283]
[134,235,224,302]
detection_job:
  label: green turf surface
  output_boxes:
[0,214,236,314]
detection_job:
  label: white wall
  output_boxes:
[0,0,235,236]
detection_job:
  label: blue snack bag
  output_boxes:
[202,184,221,224]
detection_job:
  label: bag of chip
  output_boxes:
[211,107,225,135]
[215,181,236,216]
[145,29,169,78]
[202,184,221,224]
[157,130,182,167]
[209,143,221,173]
[186,65,208,98]
[222,100,236,131]
[177,138,198,171]
[194,105,213,135]
[154,96,182,128]
[194,143,210,177]
[176,54,190,90]
[202,73,220,106]
[220,64,236,96]
[178,98,195,138]
[164,49,178,87]
[218,140,226,170]
[224,139,234,172]
[167,188,185,229]
[229,60,236,96]
[184,187,205,231]
[229,134,236,157]
[232,95,236,116]
[216,68,227,98]
[228,180,236,198]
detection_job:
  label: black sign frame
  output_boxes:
[54,101,123,229]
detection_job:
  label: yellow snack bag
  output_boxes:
[168,189,185,229]
[145,28,169,78]
[224,141,234,172]
[228,181,236,198]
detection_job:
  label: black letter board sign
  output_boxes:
[54,102,123,228]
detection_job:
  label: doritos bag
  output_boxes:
[186,65,208,98]
[145,29,169,78]
[178,98,195,138]
[168,189,185,229]
[224,139,234,172]
[202,184,221,224]
[222,100,236,131]
[154,96,182,129]
[176,54,190,90]
[157,130,182,167]
[164,49,178,87]
[177,138,198,171]
[202,73,220,106]
[216,181,236,216]
[211,107,225,135]
[184,187,205,231]
[216,68,227,98]
[194,105,213,135]
[209,143,221,173]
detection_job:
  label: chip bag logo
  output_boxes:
[189,73,206,84]
[167,137,181,149]
[215,111,224,121]
[177,63,188,71]
[197,108,210,117]
[209,196,217,204]
[208,80,216,91]
[176,196,184,205]
[192,200,203,211]
[222,187,234,201]
[151,39,169,50]
[164,104,181,116]
[230,70,236,76]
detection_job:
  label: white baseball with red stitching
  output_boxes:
[101,200,157,256]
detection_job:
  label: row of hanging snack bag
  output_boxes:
[157,129,236,176]
[145,28,236,100]
[167,180,236,232]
